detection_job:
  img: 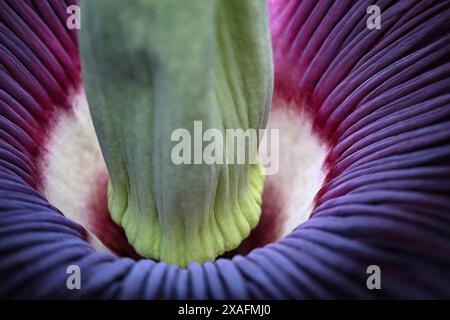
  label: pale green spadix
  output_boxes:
[79,0,273,266]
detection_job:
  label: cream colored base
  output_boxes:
[40,94,327,255]
[260,99,327,238]
[39,90,111,253]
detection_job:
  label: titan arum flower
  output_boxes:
[1,0,450,299]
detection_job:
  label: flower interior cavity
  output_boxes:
[1,0,450,299]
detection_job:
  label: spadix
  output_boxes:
[79,0,273,266]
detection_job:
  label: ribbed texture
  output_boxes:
[0,0,449,298]
[0,0,79,189]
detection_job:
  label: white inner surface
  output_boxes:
[40,90,110,253]
[259,100,328,237]
[41,93,327,252]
